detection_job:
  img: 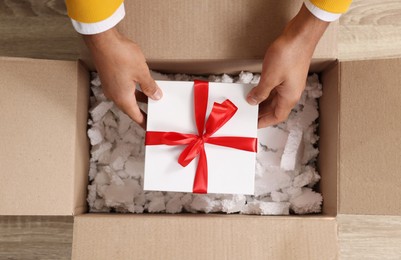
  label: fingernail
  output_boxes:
[247,96,259,106]
[152,88,162,100]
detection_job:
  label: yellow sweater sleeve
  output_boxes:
[310,0,352,14]
[65,0,124,23]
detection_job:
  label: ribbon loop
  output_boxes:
[204,100,238,137]
[178,138,203,167]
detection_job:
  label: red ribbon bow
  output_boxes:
[145,80,257,194]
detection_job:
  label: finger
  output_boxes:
[138,109,147,130]
[246,74,280,106]
[135,89,148,104]
[115,94,147,128]
[258,109,289,129]
[258,89,277,118]
[138,70,163,100]
[258,95,293,128]
[138,105,148,130]
[126,103,148,129]
[258,101,279,129]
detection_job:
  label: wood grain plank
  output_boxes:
[0,0,80,61]
[338,214,401,259]
[0,0,66,17]
[0,16,80,60]
[0,216,73,260]
[339,0,401,60]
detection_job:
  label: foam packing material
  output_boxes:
[87,71,322,215]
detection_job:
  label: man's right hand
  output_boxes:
[83,27,162,129]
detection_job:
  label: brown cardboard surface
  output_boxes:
[338,58,401,215]
[0,57,89,215]
[72,214,337,260]
[118,1,337,61]
[319,62,339,216]
[73,62,90,215]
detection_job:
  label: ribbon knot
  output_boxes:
[146,80,257,194]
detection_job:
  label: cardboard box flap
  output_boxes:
[119,0,337,60]
[0,57,89,215]
[72,214,337,260]
[339,58,401,215]
[81,0,337,74]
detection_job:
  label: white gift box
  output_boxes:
[144,80,258,195]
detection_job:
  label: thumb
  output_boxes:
[246,78,276,106]
[138,71,163,100]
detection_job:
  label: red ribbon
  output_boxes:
[145,80,257,194]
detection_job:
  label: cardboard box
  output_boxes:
[1,1,401,259]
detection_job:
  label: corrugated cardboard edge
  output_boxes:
[319,61,340,216]
[73,61,90,215]
[72,214,337,260]
[338,58,401,215]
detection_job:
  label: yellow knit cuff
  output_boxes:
[66,0,124,23]
[309,0,352,14]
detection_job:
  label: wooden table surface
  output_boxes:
[1,0,401,259]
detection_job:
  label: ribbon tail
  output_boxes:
[146,131,197,145]
[178,139,202,167]
[192,147,208,194]
[194,80,209,136]
[207,136,258,152]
